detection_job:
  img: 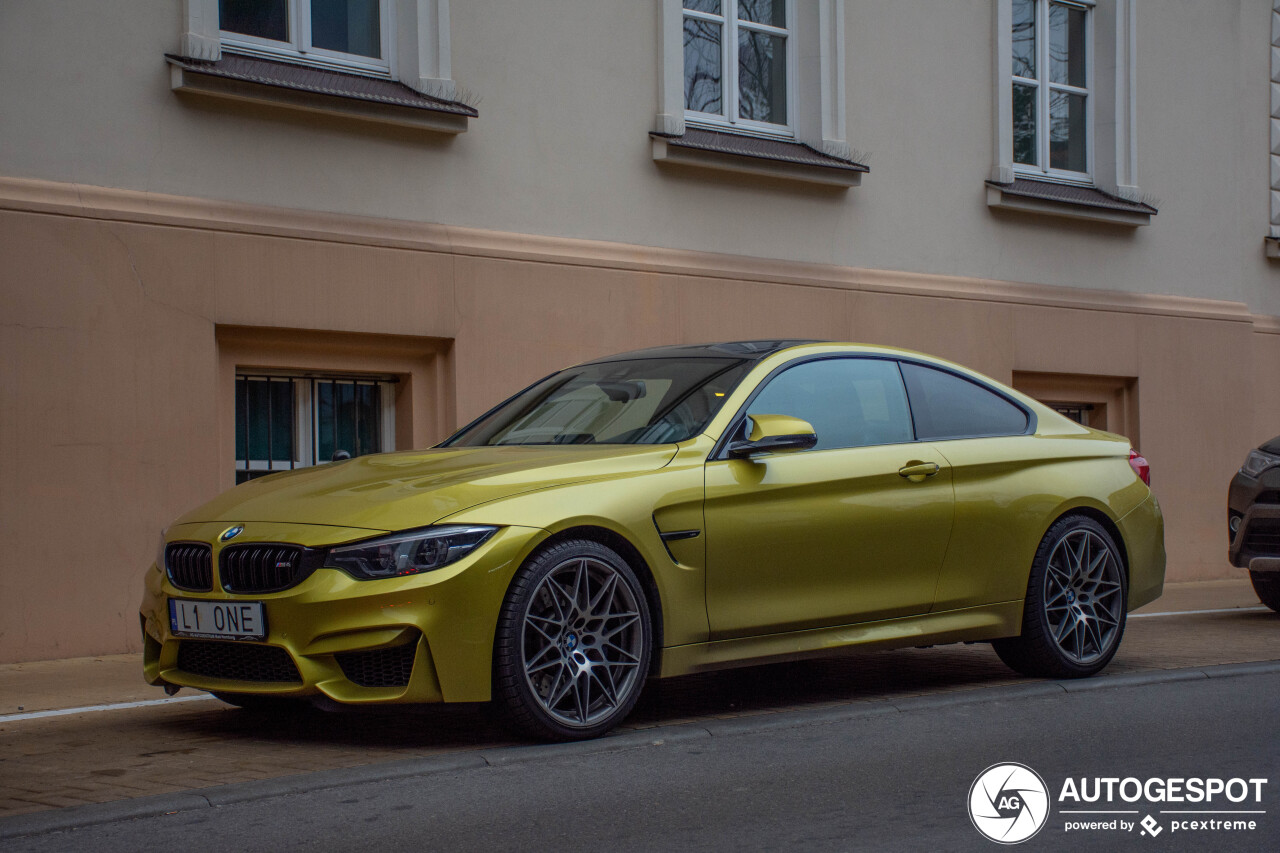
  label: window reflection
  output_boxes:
[684,18,724,115]
[1049,3,1086,87]
[1013,83,1038,166]
[1012,0,1035,78]
[738,29,786,124]
[1049,90,1087,172]
[311,0,381,59]
[738,0,786,28]
[220,0,289,42]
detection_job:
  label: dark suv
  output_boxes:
[1229,435,1280,612]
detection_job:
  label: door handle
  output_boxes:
[898,461,941,482]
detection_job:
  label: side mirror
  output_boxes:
[726,414,818,459]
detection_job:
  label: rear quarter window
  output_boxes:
[900,362,1029,440]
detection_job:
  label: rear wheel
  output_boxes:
[1251,571,1280,612]
[994,515,1128,679]
[493,539,652,741]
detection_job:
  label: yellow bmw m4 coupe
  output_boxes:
[142,342,1165,740]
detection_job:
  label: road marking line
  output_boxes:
[0,694,217,722]
[1131,606,1270,618]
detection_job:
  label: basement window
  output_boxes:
[235,371,396,483]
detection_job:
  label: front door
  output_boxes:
[703,357,954,639]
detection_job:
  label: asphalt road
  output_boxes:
[9,672,1277,853]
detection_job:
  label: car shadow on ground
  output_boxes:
[145,608,1279,750]
[147,643,1020,750]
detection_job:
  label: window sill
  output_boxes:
[166,53,476,135]
[651,127,868,188]
[986,178,1156,227]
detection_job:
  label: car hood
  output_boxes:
[174,445,680,532]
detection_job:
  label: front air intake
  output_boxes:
[335,641,417,688]
[1242,518,1280,557]
[176,640,302,683]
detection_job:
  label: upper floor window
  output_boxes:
[1011,0,1091,179]
[655,1,862,185]
[683,0,794,135]
[220,0,391,76]
[988,0,1153,225]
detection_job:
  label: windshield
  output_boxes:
[444,357,751,446]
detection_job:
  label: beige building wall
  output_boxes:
[1,181,1274,661]
[1,1,1278,661]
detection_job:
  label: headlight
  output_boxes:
[1241,449,1280,479]
[324,525,498,580]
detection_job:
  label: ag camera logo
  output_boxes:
[969,763,1051,844]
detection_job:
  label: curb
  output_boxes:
[3,660,1278,840]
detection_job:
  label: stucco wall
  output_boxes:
[0,182,1275,661]
[0,1,1276,315]
[1,0,1278,661]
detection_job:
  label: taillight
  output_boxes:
[1129,449,1150,486]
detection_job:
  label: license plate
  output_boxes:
[169,598,266,641]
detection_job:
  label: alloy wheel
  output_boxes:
[1042,529,1124,665]
[519,556,646,728]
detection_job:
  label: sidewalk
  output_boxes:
[0,580,1274,821]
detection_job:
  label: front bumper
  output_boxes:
[140,522,543,704]
[1228,465,1280,570]
[1228,503,1280,572]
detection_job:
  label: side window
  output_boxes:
[899,363,1029,440]
[746,358,914,451]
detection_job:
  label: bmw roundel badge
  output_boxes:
[220,525,245,542]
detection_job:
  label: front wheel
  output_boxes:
[493,539,653,741]
[994,515,1128,679]
[1251,571,1280,612]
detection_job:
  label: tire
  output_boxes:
[493,539,653,741]
[1251,571,1280,613]
[211,692,310,712]
[994,515,1128,679]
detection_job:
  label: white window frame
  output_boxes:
[1011,0,1094,183]
[235,371,396,480]
[993,0,1141,203]
[658,0,850,160]
[181,0,456,97]
[682,0,798,138]
[220,0,395,77]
